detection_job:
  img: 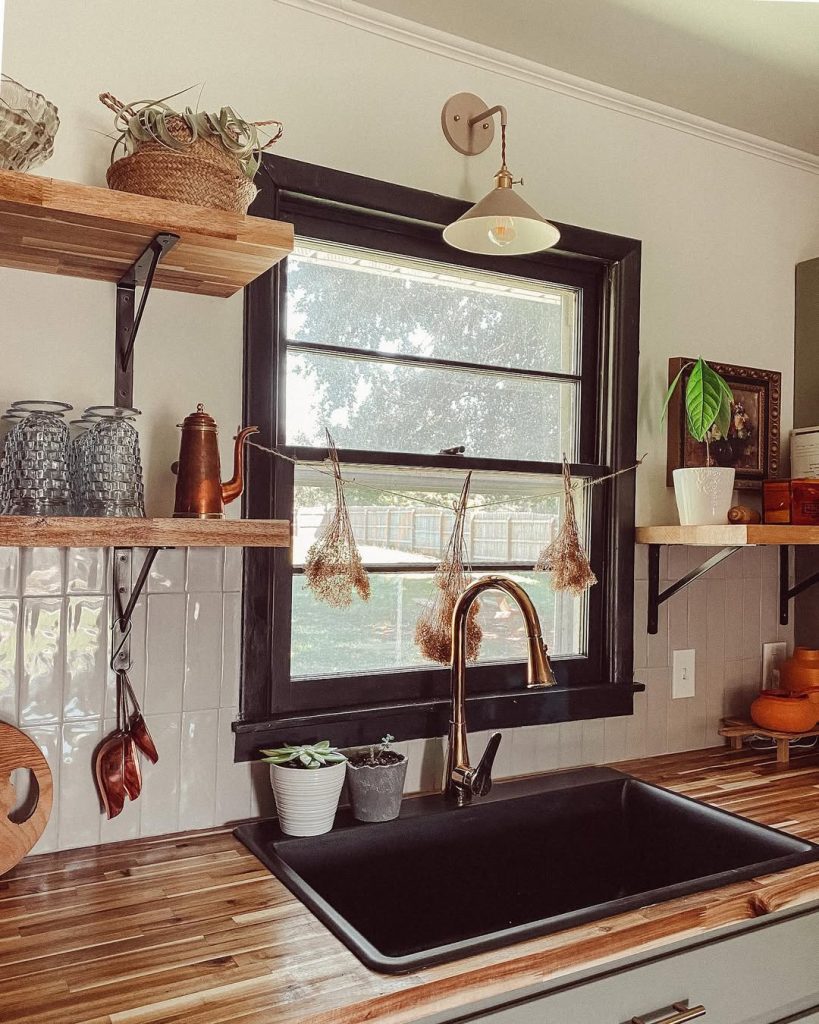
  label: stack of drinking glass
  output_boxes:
[0,401,145,516]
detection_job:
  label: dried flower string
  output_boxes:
[303,431,371,608]
[246,439,645,512]
[414,473,483,664]
[250,436,643,617]
[534,456,598,594]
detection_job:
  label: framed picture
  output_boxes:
[665,358,781,490]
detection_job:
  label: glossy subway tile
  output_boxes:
[19,597,63,726]
[179,709,219,831]
[21,548,64,596]
[183,593,223,712]
[0,599,19,722]
[58,720,102,850]
[187,548,224,593]
[64,596,106,720]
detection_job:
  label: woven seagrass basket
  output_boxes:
[101,94,280,214]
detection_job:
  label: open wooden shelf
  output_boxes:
[635,524,819,546]
[0,168,293,297]
[0,517,290,548]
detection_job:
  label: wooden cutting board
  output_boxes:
[0,722,53,875]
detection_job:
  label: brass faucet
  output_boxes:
[445,574,557,806]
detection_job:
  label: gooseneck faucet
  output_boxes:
[445,574,557,806]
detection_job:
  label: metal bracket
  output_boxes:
[115,233,179,407]
[778,544,819,626]
[647,544,742,634]
[111,546,161,671]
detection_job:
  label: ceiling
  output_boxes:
[359,0,819,155]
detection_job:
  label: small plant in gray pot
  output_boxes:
[261,741,347,837]
[346,735,408,823]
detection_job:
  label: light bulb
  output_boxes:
[487,217,517,248]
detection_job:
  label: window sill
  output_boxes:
[232,681,643,760]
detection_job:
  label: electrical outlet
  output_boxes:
[672,649,696,699]
[762,641,787,689]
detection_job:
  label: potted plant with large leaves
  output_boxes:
[662,357,735,525]
[261,741,347,837]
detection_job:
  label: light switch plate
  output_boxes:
[762,641,787,689]
[672,649,696,699]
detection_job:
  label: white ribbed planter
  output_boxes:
[673,467,735,526]
[269,759,346,837]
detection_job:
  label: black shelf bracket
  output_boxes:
[111,546,161,672]
[778,544,819,626]
[115,232,179,407]
[647,544,742,634]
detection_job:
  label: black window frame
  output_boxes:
[234,155,641,759]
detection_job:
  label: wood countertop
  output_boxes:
[3,746,819,1024]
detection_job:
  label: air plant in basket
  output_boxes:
[260,742,347,837]
[661,356,736,526]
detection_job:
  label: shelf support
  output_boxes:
[647,544,742,634]
[111,546,160,672]
[779,544,819,626]
[115,233,179,407]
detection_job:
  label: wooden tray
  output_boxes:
[719,716,819,764]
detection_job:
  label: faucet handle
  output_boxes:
[470,732,502,797]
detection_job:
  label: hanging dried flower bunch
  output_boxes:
[415,473,482,664]
[535,456,597,594]
[303,431,370,608]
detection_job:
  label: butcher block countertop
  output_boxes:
[3,747,819,1024]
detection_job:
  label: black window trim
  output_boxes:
[233,155,641,759]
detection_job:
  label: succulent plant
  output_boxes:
[261,740,346,770]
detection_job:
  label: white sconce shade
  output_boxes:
[443,181,560,256]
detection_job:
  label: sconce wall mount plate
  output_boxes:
[441,92,495,156]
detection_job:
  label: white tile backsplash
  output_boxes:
[1,543,790,853]
[183,594,223,711]
[144,593,186,715]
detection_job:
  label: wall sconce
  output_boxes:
[441,92,560,256]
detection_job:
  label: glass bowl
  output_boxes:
[0,75,59,172]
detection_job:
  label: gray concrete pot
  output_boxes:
[346,754,408,822]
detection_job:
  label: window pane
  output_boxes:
[286,241,578,375]
[291,570,582,678]
[291,465,590,677]
[286,350,576,461]
[293,465,579,568]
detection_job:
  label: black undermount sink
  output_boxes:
[234,766,819,974]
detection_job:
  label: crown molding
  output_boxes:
[278,0,819,176]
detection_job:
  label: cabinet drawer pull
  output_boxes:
[631,1001,706,1024]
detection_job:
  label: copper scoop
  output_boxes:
[121,671,158,764]
[94,731,128,820]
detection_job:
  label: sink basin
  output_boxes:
[235,766,819,973]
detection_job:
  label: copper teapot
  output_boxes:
[171,405,259,518]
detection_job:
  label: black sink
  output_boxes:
[235,767,819,973]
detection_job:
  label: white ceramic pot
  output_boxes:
[269,759,346,837]
[673,467,735,526]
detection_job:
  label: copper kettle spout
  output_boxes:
[222,426,260,506]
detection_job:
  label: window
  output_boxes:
[235,157,640,756]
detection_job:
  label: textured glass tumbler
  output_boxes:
[77,406,145,517]
[1,400,74,515]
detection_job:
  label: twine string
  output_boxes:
[246,438,645,511]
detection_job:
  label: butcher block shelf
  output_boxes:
[0,516,290,548]
[636,524,819,546]
[0,168,293,297]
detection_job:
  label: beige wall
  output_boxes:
[3,0,819,518]
[0,0,816,849]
